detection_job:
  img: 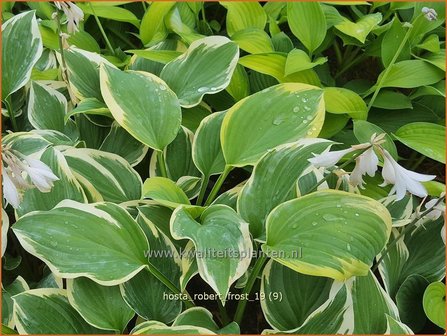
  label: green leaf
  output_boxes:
[131,321,215,334]
[126,49,182,64]
[12,289,104,334]
[285,49,327,76]
[231,28,273,54]
[349,271,400,333]
[238,140,332,240]
[67,278,134,332]
[335,13,382,43]
[370,90,412,110]
[140,2,176,44]
[182,104,211,132]
[221,83,325,167]
[173,307,240,334]
[77,3,140,27]
[394,122,446,163]
[63,148,142,203]
[379,60,445,88]
[13,201,149,285]
[99,122,148,167]
[121,208,182,323]
[192,111,226,177]
[353,120,398,160]
[423,282,446,329]
[324,87,367,120]
[170,205,252,302]
[67,31,101,53]
[16,147,87,217]
[262,190,392,280]
[100,65,181,151]
[160,36,239,108]
[261,260,333,331]
[28,81,77,137]
[396,274,429,332]
[385,315,414,334]
[66,98,112,121]
[226,64,249,102]
[2,11,43,98]
[417,34,441,54]
[381,17,410,67]
[220,2,267,36]
[65,47,115,102]
[287,2,326,53]
[143,177,191,208]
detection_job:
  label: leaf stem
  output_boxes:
[204,166,233,206]
[196,174,210,206]
[88,2,115,55]
[372,196,445,272]
[217,299,230,326]
[4,97,17,131]
[366,23,413,112]
[146,261,195,308]
[156,150,169,178]
[54,11,67,73]
[234,253,267,325]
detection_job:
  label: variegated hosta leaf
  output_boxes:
[385,315,414,335]
[12,201,149,285]
[28,81,77,138]
[261,260,334,331]
[65,47,115,101]
[100,64,182,151]
[2,11,43,98]
[99,122,148,167]
[221,83,325,167]
[262,190,392,280]
[179,241,198,291]
[2,276,29,329]
[212,182,245,211]
[238,139,332,240]
[160,36,239,108]
[12,289,104,334]
[170,205,252,303]
[16,147,87,218]
[143,177,191,209]
[378,218,445,298]
[151,126,200,180]
[62,147,142,203]
[2,209,9,257]
[348,271,401,334]
[67,278,134,332]
[192,111,227,177]
[131,321,215,335]
[173,307,240,334]
[120,207,182,323]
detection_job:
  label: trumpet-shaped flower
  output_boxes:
[308,147,355,168]
[54,1,84,33]
[381,149,435,201]
[2,168,20,208]
[23,158,59,192]
[422,7,438,21]
[350,147,379,187]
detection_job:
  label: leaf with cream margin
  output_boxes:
[238,139,332,240]
[160,36,239,108]
[16,147,87,218]
[12,289,104,334]
[170,205,252,303]
[385,315,414,334]
[120,207,182,323]
[63,147,142,203]
[2,209,9,257]
[131,320,215,335]
[12,201,149,285]
[262,190,392,280]
[67,278,134,332]
[221,83,325,167]
[173,307,240,334]
[100,64,182,151]
[64,47,115,102]
[2,11,43,98]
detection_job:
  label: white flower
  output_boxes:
[381,149,435,201]
[350,147,379,187]
[308,147,355,168]
[23,158,59,192]
[424,193,445,221]
[422,7,437,21]
[54,1,84,33]
[2,168,21,208]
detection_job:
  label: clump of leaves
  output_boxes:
[1,1,445,335]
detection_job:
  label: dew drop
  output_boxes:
[336,204,341,208]
[273,118,284,126]
[303,120,308,124]
[355,213,360,217]
[304,106,311,111]
[160,85,166,91]
[50,241,58,247]
[301,97,308,103]
[198,87,208,93]
[290,223,298,229]
[306,115,313,120]
[312,222,318,226]
[323,214,339,222]
[293,106,300,113]
[347,244,351,251]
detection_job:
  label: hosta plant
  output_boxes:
[1,1,446,335]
